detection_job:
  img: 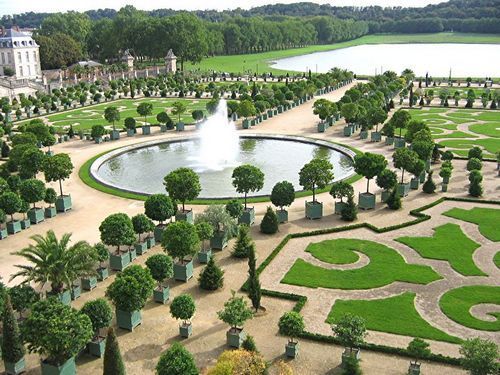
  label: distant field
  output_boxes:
[185,33,500,75]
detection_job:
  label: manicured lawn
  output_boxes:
[440,286,500,331]
[438,138,499,157]
[494,252,500,269]
[469,122,500,138]
[327,292,461,343]
[443,207,500,242]
[281,239,441,290]
[396,223,485,276]
[305,240,359,265]
[434,131,478,139]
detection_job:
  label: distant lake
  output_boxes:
[271,43,500,77]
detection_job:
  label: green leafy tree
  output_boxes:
[19,178,46,209]
[237,100,256,119]
[136,102,153,126]
[270,181,295,211]
[42,153,74,196]
[393,148,418,184]
[299,158,334,202]
[171,101,187,123]
[162,221,199,263]
[124,117,136,130]
[157,111,171,126]
[146,254,174,288]
[170,294,196,325]
[460,338,499,375]
[106,276,147,313]
[233,225,254,258]
[247,245,261,312]
[164,168,201,212]
[331,314,367,354]
[313,98,332,121]
[44,187,57,207]
[99,213,136,252]
[260,206,279,234]
[278,311,305,344]
[217,291,254,330]
[156,342,198,375]
[80,298,113,339]
[467,158,482,172]
[199,257,224,291]
[469,171,483,197]
[91,124,106,139]
[144,194,174,225]
[131,213,154,242]
[340,103,359,125]
[103,328,126,375]
[376,169,397,192]
[0,191,22,222]
[191,110,204,122]
[2,295,25,365]
[19,147,46,179]
[225,199,244,220]
[232,164,264,209]
[206,99,219,114]
[242,335,258,353]
[8,284,39,317]
[196,204,236,238]
[407,338,431,365]
[341,194,357,221]
[196,221,214,251]
[104,106,120,130]
[22,299,93,366]
[330,181,354,203]
[391,109,411,138]
[11,230,97,294]
[468,147,483,161]
[354,152,387,193]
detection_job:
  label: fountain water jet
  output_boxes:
[189,99,239,172]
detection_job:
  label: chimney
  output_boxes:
[0,26,5,37]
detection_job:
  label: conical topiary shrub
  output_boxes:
[199,257,224,291]
[103,327,126,375]
[260,206,278,234]
[2,295,25,374]
[232,225,254,258]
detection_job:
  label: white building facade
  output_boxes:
[0,27,42,80]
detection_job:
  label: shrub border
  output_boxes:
[242,197,500,366]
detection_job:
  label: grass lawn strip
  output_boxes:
[434,131,477,139]
[327,292,461,344]
[305,240,360,265]
[494,252,500,269]
[438,138,499,156]
[439,286,500,331]
[468,122,500,138]
[395,223,485,276]
[443,207,500,242]
[281,238,441,290]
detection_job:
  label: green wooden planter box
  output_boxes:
[174,260,194,282]
[127,129,135,136]
[176,122,185,131]
[267,109,273,117]
[277,106,283,113]
[360,130,369,139]
[410,178,420,190]
[160,125,168,132]
[129,248,137,262]
[180,323,193,338]
[0,228,8,239]
[242,119,250,129]
[334,202,348,215]
[20,218,31,229]
[442,183,448,192]
[110,130,120,140]
[110,252,130,271]
[153,286,170,304]
[305,201,323,220]
[419,171,426,183]
[285,342,299,358]
[146,236,156,248]
[317,122,327,133]
[87,338,105,357]
[29,208,45,224]
[70,285,81,300]
[7,220,22,234]
[238,207,255,225]
[343,126,353,136]
[176,210,194,224]
[276,209,288,223]
[47,289,71,305]
[398,183,411,197]
[81,276,98,291]
[97,267,109,281]
[116,309,142,331]
[154,225,166,242]
[385,136,394,145]
[95,137,103,144]
[46,150,54,156]
[135,241,148,255]
[56,195,72,212]
[358,193,376,210]
[442,176,450,184]
[408,363,421,375]
[45,207,57,218]
[41,357,76,375]
[4,358,26,375]
[371,131,382,142]
[227,328,246,348]
[142,125,151,135]
[381,190,391,203]
[394,137,406,149]
[198,249,212,263]
[210,231,228,250]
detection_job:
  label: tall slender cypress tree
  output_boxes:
[2,294,25,365]
[103,327,126,375]
[247,245,261,312]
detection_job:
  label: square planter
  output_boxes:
[174,260,194,282]
[95,137,103,144]
[81,276,98,291]
[442,183,448,192]
[46,150,54,156]
[110,130,120,140]
[45,207,57,218]
[442,176,450,184]
[419,171,426,183]
[180,322,193,338]
[371,131,382,142]
[394,137,406,149]
[20,218,31,229]
[176,210,194,224]
[242,119,250,129]
[317,122,327,133]
[70,285,81,300]
[198,249,212,263]
[341,348,361,366]
[129,248,137,262]
[305,201,323,220]
[0,228,7,239]
[408,363,421,375]
[109,252,130,271]
[135,241,148,255]
[285,341,299,358]
[47,289,71,305]
[146,236,156,248]
[238,207,255,225]
[385,136,394,145]
[227,328,246,348]
[160,125,168,132]
[55,195,72,212]
[381,190,391,203]
[41,357,76,375]
[358,192,376,210]
[410,178,420,190]
[276,209,288,223]
[267,110,273,118]
[28,208,45,224]
[116,309,142,331]
[154,225,166,243]
[360,130,368,140]
[176,122,185,131]
[334,201,348,215]
[398,182,411,197]
[4,358,26,375]
[7,220,22,235]
[97,267,109,281]
[142,125,151,135]
[87,338,105,357]
[153,286,170,304]
[127,129,135,136]
[210,231,228,250]
[343,126,353,137]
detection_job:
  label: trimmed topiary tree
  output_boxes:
[260,206,278,234]
[341,194,357,222]
[156,342,198,375]
[467,158,482,172]
[270,181,295,223]
[247,245,261,312]
[407,338,431,374]
[300,158,334,220]
[199,257,224,291]
[196,205,236,251]
[103,328,126,375]
[217,291,254,348]
[242,335,258,353]
[19,178,45,209]
[164,168,201,220]
[225,199,243,220]
[146,253,173,304]
[80,298,113,357]
[422,170,436,194]
[330,181,354,214]
[131,213,154,246]
[278,311,305,358]
[232,164,264,225]
[376,169,397,203]
[170,294,196,337]
[232,225,254,258]
[2,294,26,374]
[162,221,199,281]
[144,193,175,242]
[8,284,39,318]
[468,146,483,161]
[99,213,136,254]
[386,185,402,210]
[332,313,367,362]
[468,170,483,197]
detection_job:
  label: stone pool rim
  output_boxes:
[88,134,357,201]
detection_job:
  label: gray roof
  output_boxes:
[70,60,102,68]
[0,28,38,48]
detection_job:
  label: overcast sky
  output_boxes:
[0,0,445,16]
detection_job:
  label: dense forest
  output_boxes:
[1,0,499,70]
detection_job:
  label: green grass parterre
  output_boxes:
[443,207,500,242]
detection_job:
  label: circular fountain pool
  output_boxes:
[91,135,355,199]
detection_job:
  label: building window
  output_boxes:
[7,53,11,64]
[27,65,31,76]
[19,66,23,76]
[17,52,22,63]
[1,53,4,64]
[33,51,37,62]
[26,51,30,62]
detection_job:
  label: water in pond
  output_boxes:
[95,138,354,198]
[271,43,500,77]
